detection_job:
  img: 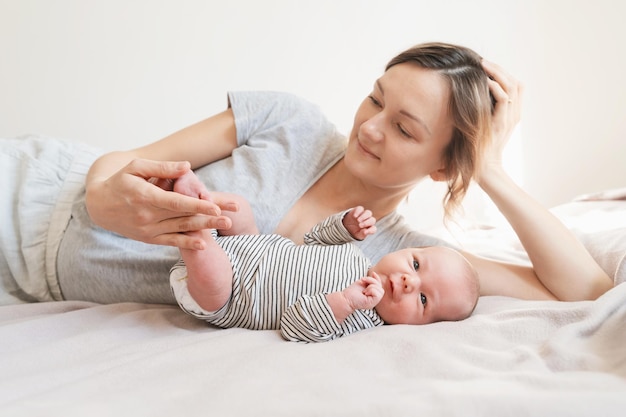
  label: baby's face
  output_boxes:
[370,247,477,325]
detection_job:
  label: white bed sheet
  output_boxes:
[1,192,625,417]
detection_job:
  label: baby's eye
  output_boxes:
[420,293,427,306]
[413,260,420,270]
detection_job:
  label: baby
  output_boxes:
[170,171,479,342]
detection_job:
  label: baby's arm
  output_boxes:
[280,281,384,343]
[303,206,377,246]
[342,206,377,241]
[325,273,384,324]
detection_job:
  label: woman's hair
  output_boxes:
[386,42,493,220]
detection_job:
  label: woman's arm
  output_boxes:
[471,61,612,301]
[470,166,612,301]
[86,109,239,249]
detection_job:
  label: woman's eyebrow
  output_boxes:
[376,80,432,136]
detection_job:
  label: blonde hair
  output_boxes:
[386,42,494,220]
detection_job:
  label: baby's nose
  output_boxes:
[401,274,420,293]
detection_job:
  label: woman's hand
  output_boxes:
[475,59,524,184]
[85,158,235,250]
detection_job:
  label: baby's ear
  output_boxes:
[429,167,448,182]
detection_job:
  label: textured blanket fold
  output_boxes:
[1,284,625,416]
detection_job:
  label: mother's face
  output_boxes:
[345,64,454,192]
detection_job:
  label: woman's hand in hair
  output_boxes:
[476,59,524,184]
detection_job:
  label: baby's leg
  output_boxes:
[180,229,233,312]
[217,192,259,236]
[172,171,258,236]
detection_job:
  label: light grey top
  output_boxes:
[57,91,447,304]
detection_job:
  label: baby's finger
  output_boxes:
[356,209,374,223]
[363,275,383,288]
[359,216,376,229]
[351,206,365,218]
[361,275,375,284]
[371,286,385,302]
[367,225,377,235]
[363,283,385,301]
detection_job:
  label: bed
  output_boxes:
[1,188,625,416]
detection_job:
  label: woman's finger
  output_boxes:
[482,59,522,104]
[151,214,233,249]
[149,186,222,217]
[127,158,191,181]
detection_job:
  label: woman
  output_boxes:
[2,42,612,305]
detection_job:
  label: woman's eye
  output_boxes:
[397,124,412,138]
[413,260,420,270]
[368,95,382,108]
[420,293,427,306]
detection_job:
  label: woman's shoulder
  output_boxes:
[228,91,325,121]
[227,90,342,150]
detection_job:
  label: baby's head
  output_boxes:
[370,246,479,325]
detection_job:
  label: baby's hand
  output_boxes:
[343,206,377,241]
[342,273,384,311]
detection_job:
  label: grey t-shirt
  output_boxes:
[57,91,446,304]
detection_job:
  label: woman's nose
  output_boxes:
[360,114,385,142]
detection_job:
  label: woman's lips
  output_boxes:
[357,139,379,160]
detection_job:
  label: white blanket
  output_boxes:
[1,194,625,416]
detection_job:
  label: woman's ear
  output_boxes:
[429,167,448,182]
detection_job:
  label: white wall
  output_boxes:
[1,0,625,226]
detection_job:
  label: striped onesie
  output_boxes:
[170,210,384,343]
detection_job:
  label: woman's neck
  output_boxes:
[274,157,413,243]
[319,158,411,219]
